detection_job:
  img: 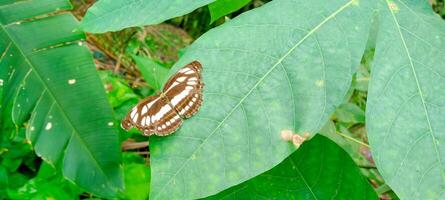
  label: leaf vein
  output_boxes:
[385,0,444,174]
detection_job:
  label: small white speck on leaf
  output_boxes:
[68,79,76,85]
[0,79,3,86]
[45,122,52,130]
[30,126,35,131]
[78,41,83,46]
[108,122,114,126]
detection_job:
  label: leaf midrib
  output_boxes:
[0,22,113,186]
[384,0,444,176]
[153,0,356,198]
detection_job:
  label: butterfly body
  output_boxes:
[121,61,203,136]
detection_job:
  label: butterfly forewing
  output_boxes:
[121,61,203,136]
[163,61,204,118]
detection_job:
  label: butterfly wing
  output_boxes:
[153,107,183,136]
[121,95,182,136]
[121,61,203,136]
[163,61,204,118]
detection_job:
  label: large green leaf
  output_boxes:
[205,135,377,199]
[82,0,216,33]
[149,0,374,199]
[367,0,445,199]
[0,0,122,198]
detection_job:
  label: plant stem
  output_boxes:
[335,131,371,148]
[376,183,392,195]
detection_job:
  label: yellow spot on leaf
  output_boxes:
[315,80,324,87]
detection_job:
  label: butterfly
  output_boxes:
[121,61,204,136]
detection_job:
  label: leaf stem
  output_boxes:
[335,131,370,148]
[375,183,392,195]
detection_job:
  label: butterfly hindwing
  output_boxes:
[121,95,182,136]
[153,107,183,136]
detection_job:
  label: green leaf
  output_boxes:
[0,0,122,198]
[120,153,151,200]
[205,135,377,199]
[334,102,365,124]
[6,161,79,199]
[149,0,374,199]
[121,164,151,200]
[132,55,170,91]
[7,163,83,200]
[367,0,445,199]
[0,165,7,190]
[208,0,252,23]
[319,120,371,168]
[7,172,28,189]
[99,71,139,108]
[82,0,216,33]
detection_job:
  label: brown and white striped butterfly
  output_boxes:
[121,61,204,136]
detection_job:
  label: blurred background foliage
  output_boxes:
[1,0,444,199]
